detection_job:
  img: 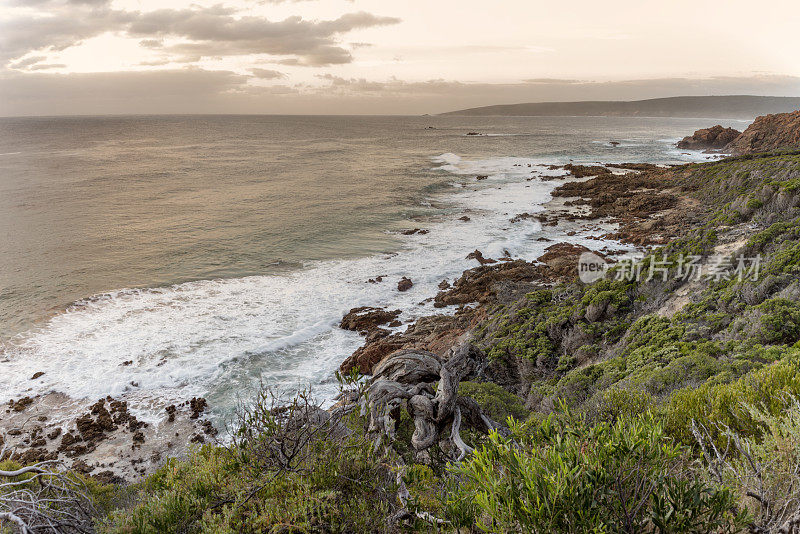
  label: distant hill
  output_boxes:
[441,95,800,119]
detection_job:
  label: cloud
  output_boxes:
[28,63,67,70]
[138,39,163,49]
[315,74,463,94]
[250,68,286,79]
[523,78,586,84]
[2,71,799,117]
[131,10,401,66]
[7,0,111,6]
[9,56,48,69]
[312,74,800,100]
[0,68,249,115]
[1,7,400,67]
[0,6,134,63]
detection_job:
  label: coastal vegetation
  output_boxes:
[5,139,800,531]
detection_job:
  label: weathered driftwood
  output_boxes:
[0,441,98,534]
[360,338,499,462]
[371,349,441,384]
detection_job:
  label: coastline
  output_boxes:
[0,157,682,481]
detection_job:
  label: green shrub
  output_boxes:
[704,399,800,531]
[459,381,529,423]
[756,298,800,344]
[103,394,397,533]
[665,349,800,445]
[590,387,655,424]
[448,413,746,533]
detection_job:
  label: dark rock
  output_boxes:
[189,397,207,419]
[75,399,117,444]
[201,420,218,436]
[92,470,124,485]
[339,307,402,333]
[340,313,473,375]
[13,448,56,464]
[72,459,94,474]
[510,212,537,223]
[30,372,44,380]
[466,249,497,265]
[677,125,741,151]
[397,277,413,292]
[9,397,34,412]
[537,243,594,280]
[563,164,611,178]
[434,260,545,308]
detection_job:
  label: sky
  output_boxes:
[1,0,800,116]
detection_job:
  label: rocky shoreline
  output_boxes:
[6,109,800,531]
[11,98,791,484]
[338,161,695,379]
[1,392,217,482]
[1,159,679,483]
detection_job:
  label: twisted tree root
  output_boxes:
[359,338,500,462]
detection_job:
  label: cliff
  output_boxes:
[725,109,800,154]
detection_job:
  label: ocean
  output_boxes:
[0,114,747,420]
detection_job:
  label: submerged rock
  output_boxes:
[466,249,497,265]
[397,277,413,292]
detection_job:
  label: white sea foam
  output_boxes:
[0,153,636,421]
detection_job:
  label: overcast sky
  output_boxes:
[2,0,800,116]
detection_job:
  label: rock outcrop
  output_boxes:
[340,307,401,334]
[725,110,800,154]
[677,125,741,151]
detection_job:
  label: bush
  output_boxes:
[458,381,529,423]
[693,398,800,532]
[448,413,746,533]
[756,298,800,344]
[665,349,800,446]
[103,391,398,533]
[589,387,655,424]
